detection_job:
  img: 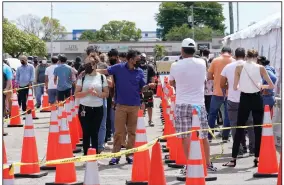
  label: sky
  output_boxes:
[3,1,282,34]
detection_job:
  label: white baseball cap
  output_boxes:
[181,38,196,48]
[141,53,146,58]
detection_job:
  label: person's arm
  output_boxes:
[260,66,275,89]
[53,67,58,85]
[233,65,242,91]
[30,65,35,86]
[16,68,20,85]
[98,64,120,76]
[107,76,114,88]
[44,68,49,90]
[74,78,92,98]
[96,69,108,75]
[207,60,215,80]
[96,75,109,99]
[34,65,39,84]
[169,63,175,88]
[220,67,228,89]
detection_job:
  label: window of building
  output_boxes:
[145,33,148,37]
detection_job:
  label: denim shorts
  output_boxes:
[47,89,57,104]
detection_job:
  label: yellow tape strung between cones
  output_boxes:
[3,83,45,94]
[4,122,280,175]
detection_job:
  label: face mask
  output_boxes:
[109,59,117,66]
[134,60,140,68]
[21,60,26,65]
[42,60,47,64]
[85,64,93,74]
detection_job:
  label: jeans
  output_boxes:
[98,99,107,151]
[208,95,230,139]
[35,85,44,107]
[105,96,113,141]
[262,95,275,108]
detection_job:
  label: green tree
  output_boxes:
[40,16,67,41]
[3,18,47,58]
[79,30,98,41]
[99,20,142,41]
[165,24,224,41]
[155,2,225,40]
[154,44,166,60]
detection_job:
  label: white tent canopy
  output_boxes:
[223,12,281,97]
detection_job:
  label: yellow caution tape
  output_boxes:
[3,83,45,94]
[4,123,280,173]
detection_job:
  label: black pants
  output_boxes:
[105,96,112,142]
[18,86,29,111]
[205,95,212,119]
[57,88,71,102]
[232,92,263,158]
[78,104,103,155]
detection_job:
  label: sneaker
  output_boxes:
[148,121,154,127]
[178,166,186,176]
[238,150,244,158]
[109,158,120,165]
[249,151,255,156]
[126,156,133,164]
[207,162,217,172]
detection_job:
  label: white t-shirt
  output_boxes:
[45,64,58,89]
[221,59,245,103]
[169,57,206,105]
[76,73,108,107]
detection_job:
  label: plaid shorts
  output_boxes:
[174,104,209,139]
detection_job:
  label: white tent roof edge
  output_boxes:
[223,12,281,41]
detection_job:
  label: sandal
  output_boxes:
[222,159,236,167]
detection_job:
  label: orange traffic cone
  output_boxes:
[41,86,51,112]
[75,98,83,140]
[66,99,81,154]
[126,110,150,185]
[3,141,15,185]
[185,123,206,184]
[254,105,278,178]
[70,96,80,146]
[168,137,187,169]
[41,105,59,170]
[8,89,23,127]
[148,142,166,185]
[27,87,39,119]
[14,109,48,178]
[277,154,282,185]
[83,149,100,185]
[57,102,64,129]
[46,108,83,185]
[156,78,162,98]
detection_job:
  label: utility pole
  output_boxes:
[191,5,195,40]
[50,2,53,58]
[229,2,234,34]
[236,2,240,31]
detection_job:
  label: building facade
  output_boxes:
[46,37,223,60]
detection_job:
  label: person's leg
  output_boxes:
[105,97,112,141]
[3,94,6,117]
[98,99,107,153]
[246,113,255,154]
[111,107,115,135]
[78,105,91,155]
[204,95,212,118]
[35,86,41,107]
[20,87,29,111]
[90,106,104,153]
[65,88,71,100]
[232,93,251,159]
[222,99,231,140]
[208,95,223,140]
[125,105,140,156]
[252,94,264,159]
[47,89,56,105]
[57,90,65,102]
[147,97,154,126]
[112,105,127,153]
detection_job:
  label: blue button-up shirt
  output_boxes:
[107,62,146,106]
[16,64,35,87]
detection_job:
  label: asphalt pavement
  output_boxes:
[4,98,280,185]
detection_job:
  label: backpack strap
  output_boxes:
[101,74,104,91]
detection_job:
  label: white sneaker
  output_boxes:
[178,166,186,176]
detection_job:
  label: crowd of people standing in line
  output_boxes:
[2,38,277,174]
[169,38,276,176]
